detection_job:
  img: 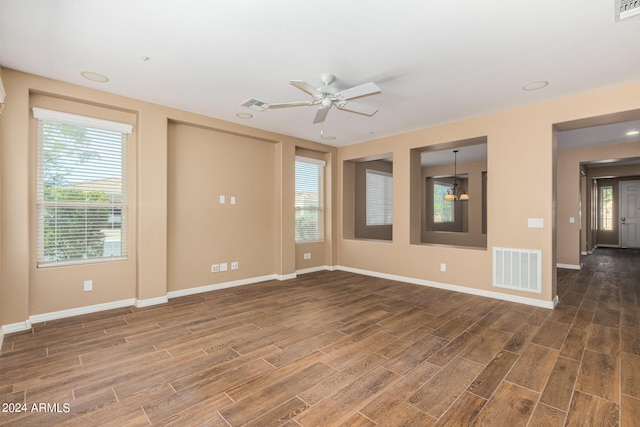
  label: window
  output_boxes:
[599,185,614,231]
[295,156,324,242]
[433,181,454,223]
[365,169,393,226]
[34,108,132,267]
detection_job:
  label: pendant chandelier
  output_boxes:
[444,150,469,201]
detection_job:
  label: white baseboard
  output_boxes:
[557,263,581,270]
[2,265,561,340]
[135,296,169,308]
[0,320,33,350]
[336,265,557,309]
[29,299,136,325]
[296,265,333,275]
[581,251,588,256]
[167,274,280,299]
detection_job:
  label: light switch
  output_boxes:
[569,217,575,224]
[219,195,225,204]
[231,196,236,205]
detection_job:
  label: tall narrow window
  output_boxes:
[599,185,614,231]
[366,169,393,226]
[433,181,454,223]
[295,156,324,242]
[34,108,132,267]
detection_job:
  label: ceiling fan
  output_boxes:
[242,73,381,124]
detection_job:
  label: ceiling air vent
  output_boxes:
[616,0,640,20]
[240,98,268,112]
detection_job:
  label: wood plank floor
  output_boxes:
[1,247,638,426]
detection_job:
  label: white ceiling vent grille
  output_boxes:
[617,0,640,20]
[240,98,268,111]
[493,247,542,294]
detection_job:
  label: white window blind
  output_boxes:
[34,108,132,267]
[295,156,324,242]
[366,169,393,226]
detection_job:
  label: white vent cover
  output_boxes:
[240,98,268,111]
[617,0,640,20]
[493,247,542,294]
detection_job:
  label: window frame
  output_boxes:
[599,184,614,231]
[433,180,455,223]
[34,107,132,268]
[295,155,325,243]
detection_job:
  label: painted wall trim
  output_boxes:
[296,265,333,275]
[557,263,581,270]
[581,251,588,256]
[29,299,136,324]
[275,273,297,281]
[167,274,280,299]
[135,296,169,308]
[1,319,33,350]
[336,265,558,309]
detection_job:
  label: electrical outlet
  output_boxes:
[220,262,228,272]
[231,261,239,270]
[211,264,220,273]
[303,252,311,260]
[84,280,93,291]
[440,263,446,272]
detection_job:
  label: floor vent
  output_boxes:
[617,0,640,20]
[493,247,542,294]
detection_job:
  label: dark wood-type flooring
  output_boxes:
[1,248,639,426]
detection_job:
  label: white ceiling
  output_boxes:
[1,1,640,147]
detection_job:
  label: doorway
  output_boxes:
[620,180,640,248]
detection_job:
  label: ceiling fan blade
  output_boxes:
[313,107,330,124]
[337,82,381,100]
[290,80,321,97]
[337,101,378,116]
[268,100,314,109]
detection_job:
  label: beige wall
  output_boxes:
[167,122,278,291]
[556,142,640,266]
[0,68,335,328]
[338,81,640,304]
[2,66,640,329]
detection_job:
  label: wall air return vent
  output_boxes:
[493,247,542,294]
[616,0,640,20]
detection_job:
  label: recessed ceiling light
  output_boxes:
[626,130,640,136]
[80,71,109,83]
[140,56,151,62]
[522,81,549,91]
[321,135,336,141]
[236,112,253,119]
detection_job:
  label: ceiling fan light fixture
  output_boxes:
[444,149,469,201]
